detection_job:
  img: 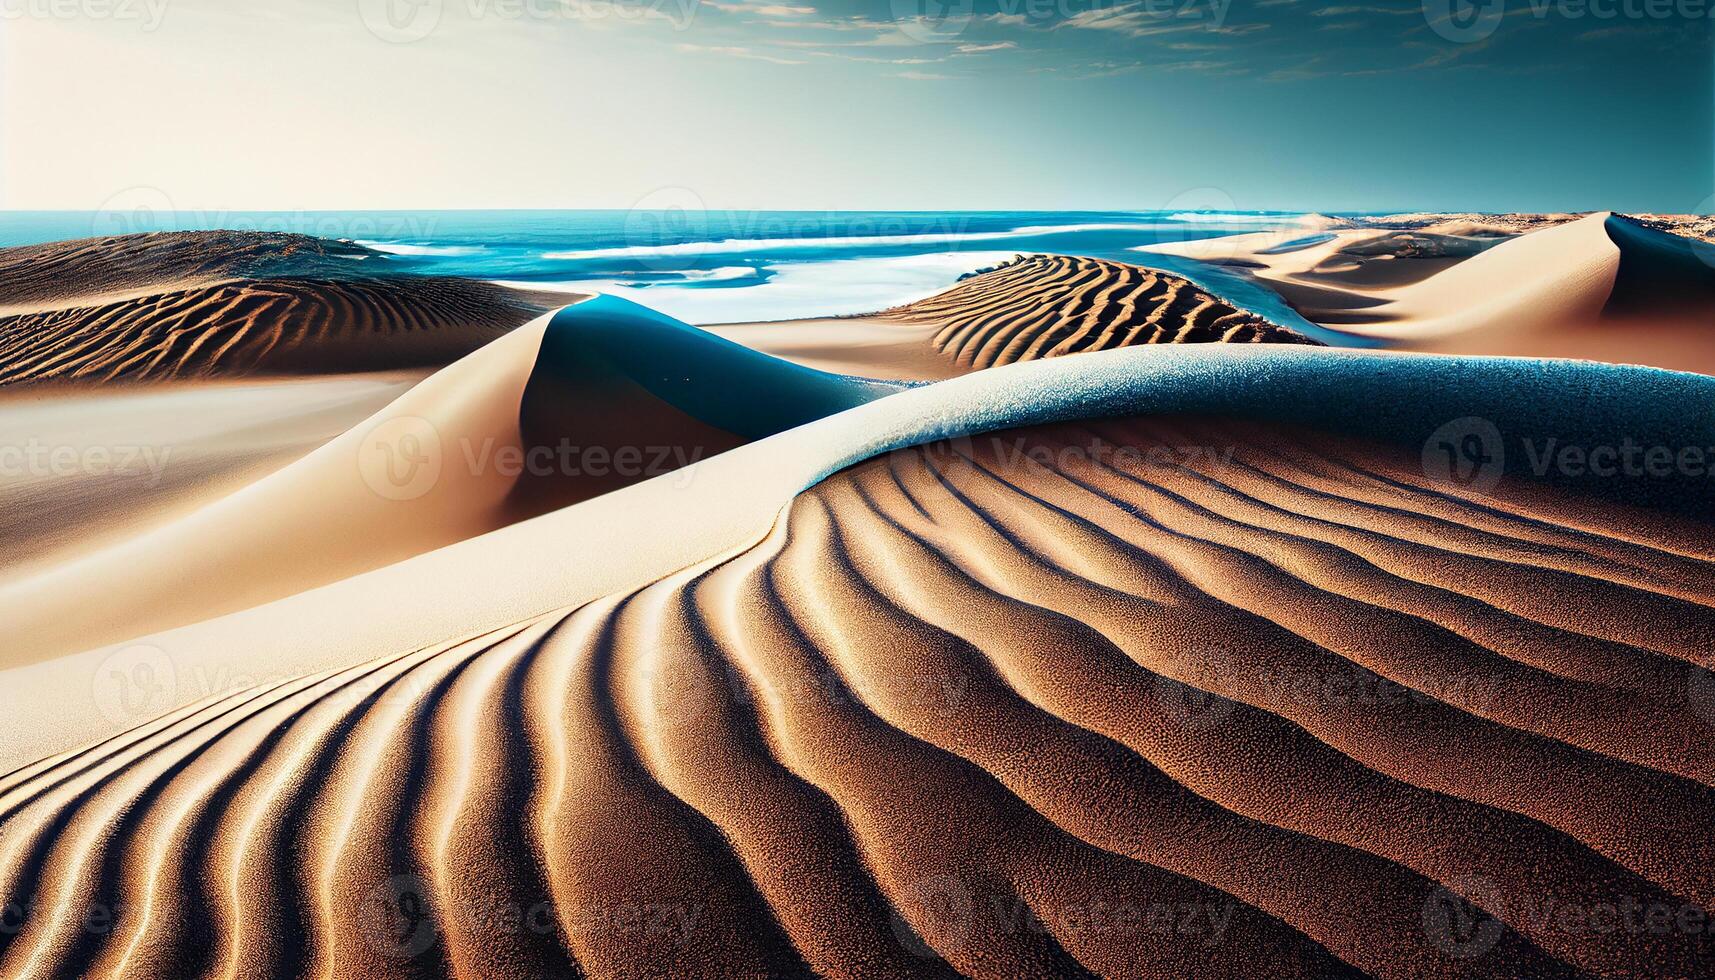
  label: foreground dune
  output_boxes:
[0,232,563,385]
[1,326,1712,977]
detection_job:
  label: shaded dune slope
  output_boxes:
[2,417,1712,977]
[880,254,1321,371]
[0,232,561,385]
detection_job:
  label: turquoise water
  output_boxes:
[0,209,1342,336]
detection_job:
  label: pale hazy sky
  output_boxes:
[2,0,1710,211]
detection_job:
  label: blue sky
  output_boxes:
[1,0,1709,211]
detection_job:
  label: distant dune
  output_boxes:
[882,254,1321,369]
[0,232,563,385]
[1142,213,1715,373]
[713,254,1319,379]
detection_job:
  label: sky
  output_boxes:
[0,0,1710,212]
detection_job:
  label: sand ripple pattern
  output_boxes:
[883,255,1320,370]
[3,419,1713,978]
[0,278,548,385]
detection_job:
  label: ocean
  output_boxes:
[0,209,1321,328]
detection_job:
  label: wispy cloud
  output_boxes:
[674,42,806,64]
[698,0,817,14]
[897,70,953,79]
[956,41,1017,53]
[1310,3,1418,14]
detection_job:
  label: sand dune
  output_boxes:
[2,328,1712,977]
[0,296,903,668]
[712,254,1320,378]
[2,215,1714,978]
[1142,213,1715,372]
[882,254,1321,369]
[0,232,562,385]
[1,411,1711,977]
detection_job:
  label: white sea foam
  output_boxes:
[495,250,1015,324]
[357,241,485,257]
[542,222,1167,261]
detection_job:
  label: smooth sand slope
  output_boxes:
[0,373,419,582]
[1,327,1713,978]
[711,254,1320,379]
[0,295,906,669]
[1142,213,1715,372]
[0,232,563,384]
